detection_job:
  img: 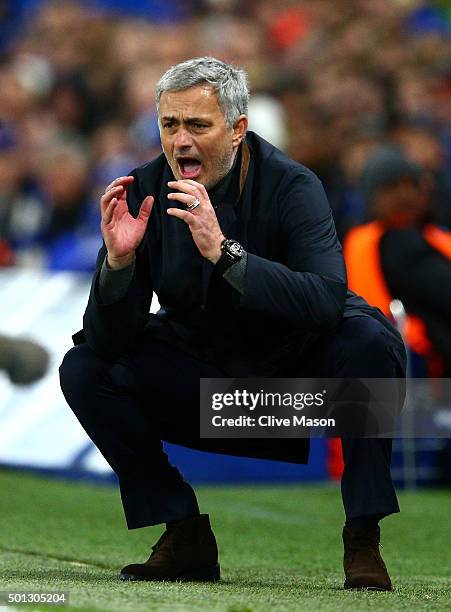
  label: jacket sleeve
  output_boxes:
[239,171,347,331]
[81,174,153,360]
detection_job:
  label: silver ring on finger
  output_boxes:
[186,197,201,211]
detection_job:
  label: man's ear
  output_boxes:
[232,115,248,148]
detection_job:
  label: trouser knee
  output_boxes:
[339,317,406,379]
[59,343,110,409]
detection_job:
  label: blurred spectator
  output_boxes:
[0,122,42,267]
[344,146,451,376]
[33,142,101,271]
[1,140,100,270]
[393,124,451,227]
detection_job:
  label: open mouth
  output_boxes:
[176,157,202,180]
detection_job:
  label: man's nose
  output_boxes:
[174,128,193,149]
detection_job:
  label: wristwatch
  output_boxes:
[215,238,244,276]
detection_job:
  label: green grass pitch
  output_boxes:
[0,469,450,611]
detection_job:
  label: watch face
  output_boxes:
[221,239,243,262]
[229,242,243,256]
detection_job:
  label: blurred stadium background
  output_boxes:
[0,1,450,609]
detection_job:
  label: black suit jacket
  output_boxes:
[78,132,376,367]
[74,132,388,464]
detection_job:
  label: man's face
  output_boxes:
[159,85,244,190]
[374,178,430,226]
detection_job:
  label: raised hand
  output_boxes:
[100,176,154,269]
[166,180,225,263]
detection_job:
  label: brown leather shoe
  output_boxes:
[343,525,392,591]
[119,514,220,582]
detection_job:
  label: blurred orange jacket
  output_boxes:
[344,221,451,359]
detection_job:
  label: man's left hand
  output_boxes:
[167,180,225,264]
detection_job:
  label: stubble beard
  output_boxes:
[204,145,236,190]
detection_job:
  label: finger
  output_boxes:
[167,180,200,196]
[182,180,208,197]
[138,195,154,222]
[167,207,197,226]
[100,186,124,214]
[105,175,134,193]
[102,185,124,201]
[167,192,200,207]
[102,198,119,225]
[104,177,132,194]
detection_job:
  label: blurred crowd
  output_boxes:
[0,0,449,273]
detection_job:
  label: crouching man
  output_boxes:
[60,57,406,590]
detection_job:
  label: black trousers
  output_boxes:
[59,315,406,529]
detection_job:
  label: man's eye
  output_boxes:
[163,123,174,128]
[194,123,207,129]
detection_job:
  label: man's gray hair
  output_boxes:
[156,57,249,128]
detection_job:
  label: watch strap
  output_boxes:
[215,249,238,277]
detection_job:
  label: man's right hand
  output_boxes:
[100,176,154,270]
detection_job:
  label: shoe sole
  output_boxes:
[344,582,392,591]
[119,562,221,582]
